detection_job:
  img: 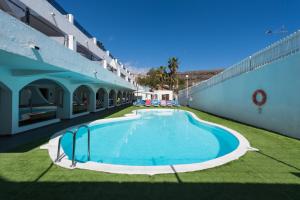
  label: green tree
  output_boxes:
[136,57,180,91]
[167,57,179,90]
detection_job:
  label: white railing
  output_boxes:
[180,30,300,96]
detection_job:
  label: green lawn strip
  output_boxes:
[0,106,299,200]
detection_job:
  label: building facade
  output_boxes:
[134,86,174,101]
[0,0,137,135]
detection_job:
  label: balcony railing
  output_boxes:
[181,30,300,95]
[46,0,67,14]
[46,0,108,54]
[3,0,132,81]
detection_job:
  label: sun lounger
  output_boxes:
[151,99,160,106]
[134,99,145,106]
[166,100,173,106]
[160,100,167,106]
[73,104,88,114]
[19,111,56,126]
[145,99,151,106]
[172,100,180,107]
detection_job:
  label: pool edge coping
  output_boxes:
[47,108,251,175]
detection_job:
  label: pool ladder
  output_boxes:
[56,125,91,167]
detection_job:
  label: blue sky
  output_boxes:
[56,0,300,72]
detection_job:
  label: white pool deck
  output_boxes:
[47,109,252,175]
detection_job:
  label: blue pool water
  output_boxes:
[61,110,239,166]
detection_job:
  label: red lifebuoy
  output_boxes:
[252,89,267,106]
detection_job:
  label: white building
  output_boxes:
[134,86,174,101]
[152,90,174,101]
[0,0,137,135]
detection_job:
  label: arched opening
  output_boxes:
[117,91,122,106]
[0,82,12,135]
[73,85,92,115]
[19,79,66,126]
[96,88,108,109]
[109,90,116,107]
[122,91,127,104]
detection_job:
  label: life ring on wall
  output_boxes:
[252,89,267,106]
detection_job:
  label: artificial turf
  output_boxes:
[0,106,299,200]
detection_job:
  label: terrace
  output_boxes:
[0,106,299,200]
[0,0,299,199]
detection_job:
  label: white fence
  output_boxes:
[180,30,300,96]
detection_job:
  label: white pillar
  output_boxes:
[67,35,76,51]
[102,60,107,69]
[66,14,74,24]
[0,86,13,135]
[117,67,121,77]
[92,37,97,44]
[90,89,96,112]
[57,90,72,119]
[11,91,19,134]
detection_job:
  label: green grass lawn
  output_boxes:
[0,106,299,200]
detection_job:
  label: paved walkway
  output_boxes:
[0,105,130,153]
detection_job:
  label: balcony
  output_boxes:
[0,10,135,90]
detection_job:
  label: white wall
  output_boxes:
[153,90,174,101]
[179,53,300,139]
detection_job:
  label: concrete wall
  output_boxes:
[179,53,300,139]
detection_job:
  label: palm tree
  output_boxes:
[153,66,165,89]
[167,57,179,91]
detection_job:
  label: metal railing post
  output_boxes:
[56,137,62,162]
[86,126,91,161]
[71,131,77,167]
[56,125,91,167]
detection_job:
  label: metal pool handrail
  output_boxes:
[56,125,91,167]
[56,130,75,162]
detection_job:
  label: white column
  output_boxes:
[117,67,121,77]
[90,89,97,112]
[66,14,74,24]
[57,90,72,119]
[11,91,19,134]
[92,37,97,44]
[116,59,121,76]
[102,60,107,69]
[0,87,13,135]
[67,35,76,51]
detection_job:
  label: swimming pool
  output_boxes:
[49,109,250,174]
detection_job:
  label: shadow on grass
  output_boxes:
[0,105,131,153]
[257,151,300,171]
[291,172,300,178]
[0,177,299,200]
[33,163,54,182]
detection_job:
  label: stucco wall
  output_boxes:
[179,53,300,139]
